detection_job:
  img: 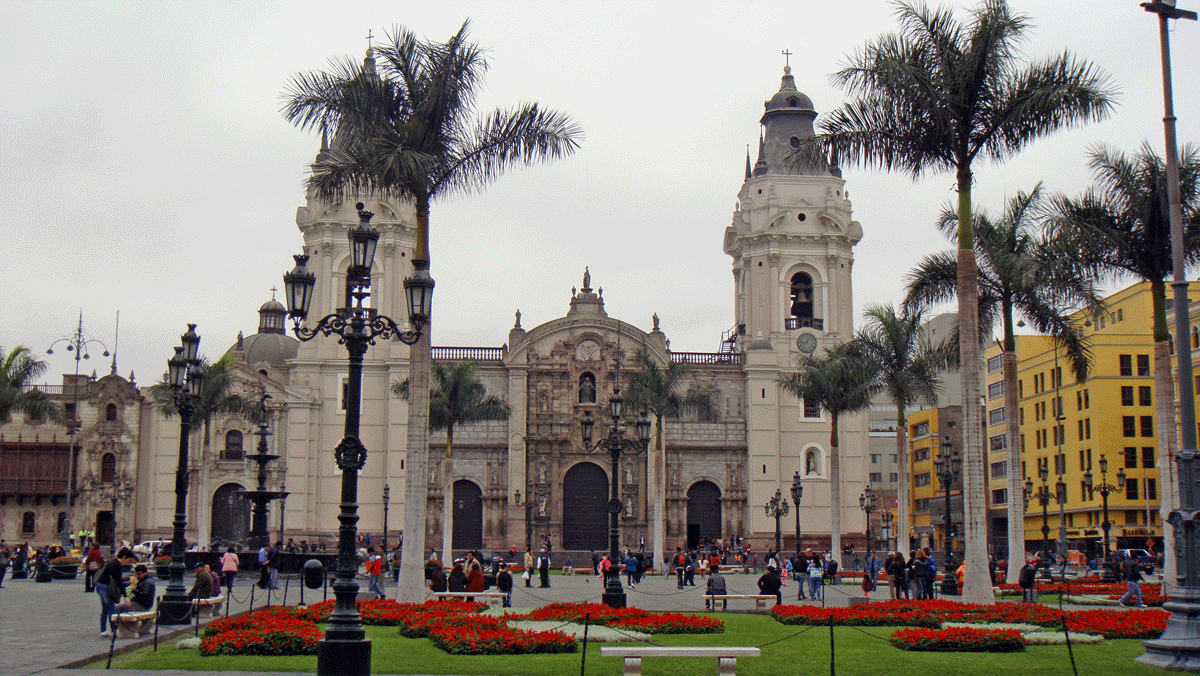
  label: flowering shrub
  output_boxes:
[429,624,576,655]
[522,603,723,634]
[153,555,172,565]
[398,611,495,639]
[200,612,322,657]
[772,604,940,628]
[1067,609,1167,639]
[891,626,1024,652]
[50,556,82,565]
[294,598,484,625]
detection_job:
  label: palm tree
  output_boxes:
[0,345,61,422]
[392,360,510,564]
[905,184,1099,581]
[851,304,954,561]
[623,348,717,572]
[1048,142,1200,582]
[780,344,878,560]
[148,353,260,447]
[283,21,581,603]
[820,0,1115,603]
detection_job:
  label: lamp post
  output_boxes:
[382,484,390,552]
[283,203,431,676]
[790,471,803,562]
[158,325,204,625]
[580,391,651,609]
[766,488,790,556]
[1139,1,1200,669]
[859,486,877,560]
[935,435,961,595]
[1082,454,1126,583]
[47,312,109,548]
[96,476,132,556]
[882,510,894,553]
[1024,464,1056,581]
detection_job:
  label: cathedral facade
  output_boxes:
[2,64,871,564]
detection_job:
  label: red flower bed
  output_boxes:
[200,612,322,657]
[772,604,939,628]
[891,626,1024,652]
[398,611,499,639]
[294,598,484,624]
[1067,608,1167,639]
[522,602,723,634]
[429,624,577,655]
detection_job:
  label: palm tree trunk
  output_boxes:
[1004,350,1025,583]
[957,172,995,604]
[1151,279,1178,584]
[441,433,454,566]
[398,198,433,604]
[651,416,665,576]
[895,409,909,555]
[829,414,842,564]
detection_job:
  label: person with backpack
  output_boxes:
[364,547,385,599]
[674,548,688,589]
[806,555,824,600]
[1018,557,1038,603]
[1119,555,1146,607]
[910,550,931,600]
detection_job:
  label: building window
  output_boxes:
[1141,415,1154,437]
[991,461,1007,478]
[223,431,244,461]
[989,408,1005,425]
[1122,386,1134,406]
[914,448,929,462]
[1127,481,1139,500]
[1119,354,1132,376]
[100,453,116,482]
[987,355,1003,373]
[989,435,1007,452]
[22,511,35,534]
[1137,354,1150,376]
[578,373,597,404]
[988,381,1005,399]
[789,272,814,322]
[1139,386,1152,407]
[1083,389,1089,409]
[1123,416,1136,437]
[1079,450,1087,471]
[802,400,821,419]
[869,472,883,483]
[915,473,931,487]
[105,403,118,421]
[1126,511,1140,525]
[1076,391,1083,411]
[869,454,881,464]
[1143,447,1156,469]
[1148,478,1158,500]
[913,422,930,437]
[889,473,898,482]
[1125,447,1138,469]
[914,498,930,512]
[992,488,1007,505]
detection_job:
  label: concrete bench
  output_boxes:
[601,646,760,676]
[704,594,777,611]
[192,594,225,618]
[110,610,157,639]
[433,591,507,608]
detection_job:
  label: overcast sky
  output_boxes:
[3,0,1198,386]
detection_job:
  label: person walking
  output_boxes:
[267,541,281,590]
[219,547,239,589]
[496,566,513,607]
[95,548,136,637]
[864,551,881,593]
[365,547,385,599]
[256,543,270,589]
[807,555,824,600]
[523,548,535,587]
[910,550,930,600]
[625,551,638,588]
[673,548,687,589]
[83,543,103,593]
[537,547,551,588]
[1119,555,1146,607]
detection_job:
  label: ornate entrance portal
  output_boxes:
[562,462,608,551]
[686,480,722,549]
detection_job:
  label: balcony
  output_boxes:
[786,317,824,330]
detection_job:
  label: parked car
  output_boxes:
[132,539,171,559]
[1117,548,1155,573]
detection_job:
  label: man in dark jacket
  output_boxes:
[116,564,156,612]
[705,570,728,609]
[1119,555,1146,607]
[537,548,551,588]
[188,562,214,599]
[496,568,514,607]
[757,565,782,605]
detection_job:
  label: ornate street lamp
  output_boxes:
[47,312,109,548]
[1082,454,1126,583]
[790,471,803,562]
[859,486,877,560]
[935,435,961,594]
[283,204,430,676]
[381,484,390,552]
[881,510,894,553]
[766,488,790,556]
[581,391,651,609]
[158,325,204,624]
[1024,464,1061,582]
[1139,3,1200,668]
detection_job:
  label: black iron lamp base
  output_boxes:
[602,589,627,609]
[317,638,372,676]
[157,597,193,625]
[940,577,959,596]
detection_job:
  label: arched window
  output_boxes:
[787,272,821,330]
[223,431,244,461]
[100,453,117,483]
[22,511,35,534]
[578,373,597,405]
[105,403,118,421]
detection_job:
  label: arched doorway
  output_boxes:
[210,483,250,548]
[452,480,483,551]
[562,462,608,551]
[686,481,722,549]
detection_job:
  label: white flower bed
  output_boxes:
[1061,594,1120,606]
[505,620,650,643]
[941,621,1041,633]
[1024,631,1105,645]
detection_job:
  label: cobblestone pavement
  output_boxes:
[0,567,1103,676]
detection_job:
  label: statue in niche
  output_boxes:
[670,469,678,486]
[624,462,633,485]
[624,495,633,517]
[730,467,738,486]
[537,464,547,484]
[537,493,548,517]
[491,469,499,485]
[806,451,817,475]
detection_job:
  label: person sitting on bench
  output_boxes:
[705,570,728,609]
[117,564,156,613]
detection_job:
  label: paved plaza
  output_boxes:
[0,566,1101,676]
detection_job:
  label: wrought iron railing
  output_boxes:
[431,347,503,361]
[670,352,744,365]
[785,317,824,330]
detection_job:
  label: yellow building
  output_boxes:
[982,281,1200,562]
[906,405,963,555]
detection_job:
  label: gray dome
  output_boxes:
[762,66,815,119]
[259,298,286,314]
[238,332,298,368]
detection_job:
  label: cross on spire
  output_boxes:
[782,49,793,67]
[365,29,374,49]
[270,286,278,300]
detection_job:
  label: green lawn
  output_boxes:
[97,613,1164,676]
